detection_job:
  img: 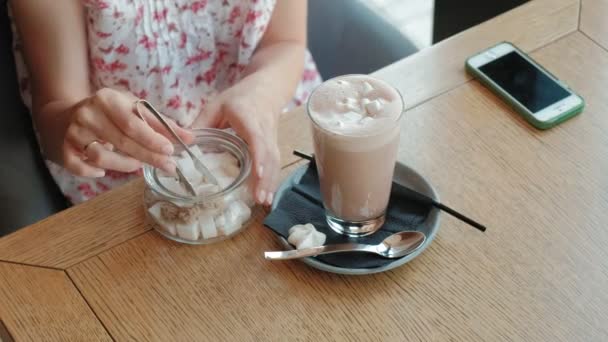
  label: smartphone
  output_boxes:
[465,42,584,129]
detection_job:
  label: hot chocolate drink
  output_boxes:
[307,75,403,236]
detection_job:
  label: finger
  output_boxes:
[65,123,114,156]
[218,102,272,204]
[265,146,281,206]
[89,89,176,155]
[249,136,269,204]
[104,142,115,151]
[141,107,195,144]
[174,125,195,145]
[258,144,280,206]
[122,92,194,144]
[64,123,99,155]
[217,117,230,129]
[232,125,266,204]
[63,144,105,178]
[85,142,142,173]
[77,111,177,174]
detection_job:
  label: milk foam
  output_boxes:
[308,75,402,136]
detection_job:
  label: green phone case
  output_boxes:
[465,42,585,130]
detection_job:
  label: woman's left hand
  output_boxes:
[193,76,281,206]
[192,0,309,206]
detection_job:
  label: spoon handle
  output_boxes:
[264,243,378,260]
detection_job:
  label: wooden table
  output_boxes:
[2,0,607,340]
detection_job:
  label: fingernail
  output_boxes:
[104,142,115,151]
[257,165,264,178]
[162,160,176,174]
[94,170,106,178]
[162,144,174,155]
[258,189,266,203]
[266,192,274,205]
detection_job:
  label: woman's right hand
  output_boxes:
[11,2,193,179]
[62,88,193,177]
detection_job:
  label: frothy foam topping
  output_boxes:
[308,75,402,135]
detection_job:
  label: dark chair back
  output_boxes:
[307,0,418,80]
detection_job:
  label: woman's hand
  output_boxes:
[193,76,281,206]
[61,88,193,177]
[192,0,309,206]
[11,2,193,178]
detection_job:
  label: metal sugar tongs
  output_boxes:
[134,99,218,196]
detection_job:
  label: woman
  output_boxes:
[10,0,321,204]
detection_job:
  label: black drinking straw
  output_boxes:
[292,150,487,232]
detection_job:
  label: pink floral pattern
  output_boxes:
[11,0,322,204]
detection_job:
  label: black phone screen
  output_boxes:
[479,51,570,113]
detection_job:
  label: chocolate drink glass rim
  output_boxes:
[306,75,405,237]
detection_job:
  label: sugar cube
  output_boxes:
[196,183,220,196]
[216,175,236,189]
[287,223,326,249]
[176,221,200,241]
[215,214,226,229]
[287,223,315,246]
[158,176,186,195]
[198,214,218,239]
[176,156,204,184]
[223,209,242,236]
[201,152,238,171]
[147,202,177,235]
[230,200,252,224]
[297,230,326,249]
[221,163,241,179]
[288,223,315,236]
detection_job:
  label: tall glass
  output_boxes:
[307,75,404,237]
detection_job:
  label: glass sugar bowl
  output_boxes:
[143,129,254,245]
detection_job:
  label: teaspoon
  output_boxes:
[264,231,426,260]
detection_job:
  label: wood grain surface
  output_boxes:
[0,179,148,269]
[66,32,608,341]
[382,31,608,341]
[580,0,608,50]
[0,319,14,342]
[0,262,111,341]
[68,219,423,341]
[374,0,579,109]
